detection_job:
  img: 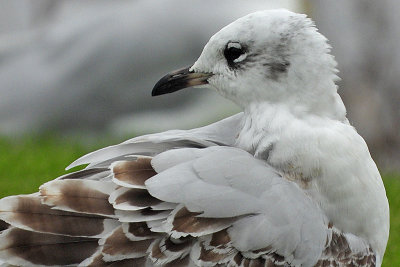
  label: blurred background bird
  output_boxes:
[0,0,399,265]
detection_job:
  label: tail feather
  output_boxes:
[0,195,119,238]
[40,179,117,217]
[0,228,98,266]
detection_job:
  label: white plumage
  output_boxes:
[0,9,389,267]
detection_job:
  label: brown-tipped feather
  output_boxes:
[113,188,161,208]
[148,236,193,264]
[198,241,234,264]
[124,222,162,241]
[163,237,193,253]
[0,228,98,266]
[41,180,115,216]
[171,207,237,236]
[112,158,157,188]
[0,195,115,237]
[102,226,154,261]
[209,229,231,247]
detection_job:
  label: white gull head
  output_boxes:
[191,9,346,121]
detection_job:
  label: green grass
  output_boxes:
[0,136,106,197]
[0,136,399,265]
[383,175,400,266]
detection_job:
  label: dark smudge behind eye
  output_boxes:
[263,61,291,80]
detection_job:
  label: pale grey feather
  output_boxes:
[67,113,243,170]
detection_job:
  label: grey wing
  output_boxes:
[66,112,244,170]
[0,114,376,267]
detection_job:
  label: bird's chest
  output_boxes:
[235,127,274,158]
[234,111,280,159]
[235,127,314,196]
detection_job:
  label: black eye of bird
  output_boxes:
[224,43,245,65]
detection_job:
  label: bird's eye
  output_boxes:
[224,42,246,65]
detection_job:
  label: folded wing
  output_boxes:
[0,114,376,266]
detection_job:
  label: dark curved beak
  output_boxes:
[152,66,213,96]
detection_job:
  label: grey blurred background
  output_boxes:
[310,0,400,171]
[0,0,398,171]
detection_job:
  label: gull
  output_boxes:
[0,9,389,267]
